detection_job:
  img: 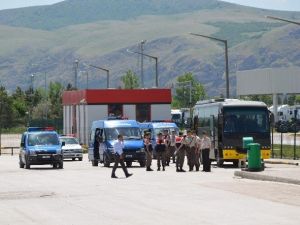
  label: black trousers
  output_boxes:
[111,154,129,176]
[201,148,211,172]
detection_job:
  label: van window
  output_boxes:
[105,127,141,140]
[28,133,59,146]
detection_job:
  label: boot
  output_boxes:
[157,167,161,171]
[146,167,153,171]
[196,166,199,172]
[111,174,118,178]
[162,167,165,171]
[176,167,180,172]
[126,173,133,178]
[189,165,193,171]
[180,167,186,172]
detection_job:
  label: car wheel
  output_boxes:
[126,161,132,167]
[78,157,83,161]
[25,156,30,169]
[19,157,25,168]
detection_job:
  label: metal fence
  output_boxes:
[0,134,21,155]
[271,130,300,160]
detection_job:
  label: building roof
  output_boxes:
[62,89,172,105]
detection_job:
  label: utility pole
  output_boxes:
[140,40,146,88]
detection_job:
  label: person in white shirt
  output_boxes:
[200,131,211,172]
[111,134,133,178]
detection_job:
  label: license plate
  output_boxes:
[42,156,50,159]
[126,155,133,158]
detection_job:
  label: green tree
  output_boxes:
[241,95,272,106]
[48,82,64,119]
[172,72,206,108]
[121,70,139,89]
[0,86,14,129]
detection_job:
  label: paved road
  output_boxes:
[0,155,299,225]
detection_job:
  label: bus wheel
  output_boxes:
[233,160,239,168]
[216,158,224,167]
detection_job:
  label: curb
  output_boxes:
[264,160,299,166]
[234,171,300,186]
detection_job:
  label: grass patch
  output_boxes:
[272,144,300,159]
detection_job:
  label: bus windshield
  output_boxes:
[224,107,269,133]
[105,127,141,140]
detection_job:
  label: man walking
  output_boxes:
[111,134,133,178]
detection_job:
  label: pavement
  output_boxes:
[234,158,300,185]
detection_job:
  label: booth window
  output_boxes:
[136,104,150,122]
[108,104,123,117]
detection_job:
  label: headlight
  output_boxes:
[108,147,114,153]
[30,150,37,156]
[136,148,145,153]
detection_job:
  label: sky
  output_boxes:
[0,0,299,11]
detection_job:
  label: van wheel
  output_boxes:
[139,160,146,167]
[92,160,98,167]
[58,161,64,169]
[104,155,110,167]
[126,161,132,167]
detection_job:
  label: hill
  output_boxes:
[0,0,300,96]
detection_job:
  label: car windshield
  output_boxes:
[224,107,269,133]
[171,114,181,120]
[153,127,179,138]
[105,127,141,140]
[60,137,79,145]
[28,133,59,146]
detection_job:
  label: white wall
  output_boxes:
[151,104,171,120]
[123,105,136,120]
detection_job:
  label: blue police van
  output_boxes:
[139,122,179,149]
[88,119,146,167]
[19,127,64,169]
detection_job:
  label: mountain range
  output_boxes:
[0,0,300,96]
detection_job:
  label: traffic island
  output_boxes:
[234,170,300,186]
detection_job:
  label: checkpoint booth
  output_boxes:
[62,89,172,144]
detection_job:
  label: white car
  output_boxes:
[59,136,83,161]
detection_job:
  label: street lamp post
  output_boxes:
[127,49,159,87]
[85,64,110,89]
[266,16,300,26]
[140,40,146,88]
[190,33,230,98]
[74,60,79,89]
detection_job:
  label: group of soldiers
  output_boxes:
[143,129,212,173]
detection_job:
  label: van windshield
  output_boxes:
[153,128,179,138]
[105,127,141,140]
[28,133,59,146]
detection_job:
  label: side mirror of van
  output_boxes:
[62,141,66,146]
[20,142,25,148]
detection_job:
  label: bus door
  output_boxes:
[210,115,217,160]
